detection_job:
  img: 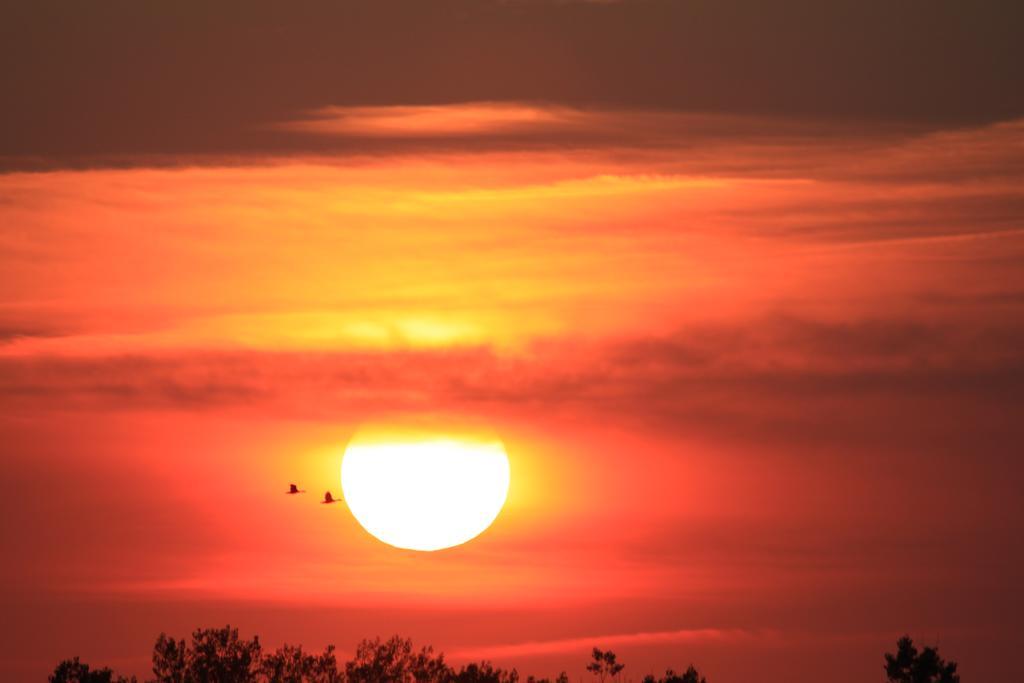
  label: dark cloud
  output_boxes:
[0,324,65,343]
[2,0,1023,168]
[1,316,1021,451]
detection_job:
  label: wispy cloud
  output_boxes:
[278,102,583,138]
[448,628,770,660]
[272,102,921,160]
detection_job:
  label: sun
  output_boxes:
[341,427,510,551]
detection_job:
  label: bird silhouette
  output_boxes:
[321,491,338,504]
[286,484,305,494]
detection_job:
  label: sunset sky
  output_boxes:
[2,2,1023,682]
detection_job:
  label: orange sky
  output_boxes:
[2,105,1022,681]
[3,3,1024,679]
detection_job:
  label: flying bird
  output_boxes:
[322,491,338,504]
[286,484,305,494]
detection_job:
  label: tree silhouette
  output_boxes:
[49,656,136,683]
[150,626,282,682]
[150,626,262,683]
[151,633,187,683]
[191,626,262,683]
[450,662,519,683]
[345,635,449,683]
[642,666,707,683]
[884,636,959,683]
[259,643,342,683]
[55,628,711,683]
[586,648,625,683]
[526,674,569,683]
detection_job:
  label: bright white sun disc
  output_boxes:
[341,436,510,551]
